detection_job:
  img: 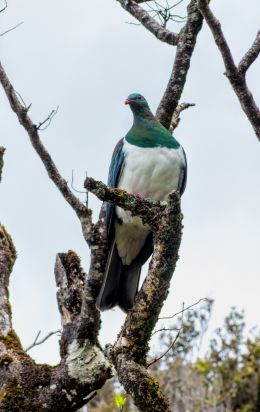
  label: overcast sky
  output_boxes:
[0,0,259,364]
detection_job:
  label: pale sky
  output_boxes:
[0,0,259,364]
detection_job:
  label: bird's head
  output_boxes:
[124,93,149,112]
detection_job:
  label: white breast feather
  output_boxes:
[115,141,185,265]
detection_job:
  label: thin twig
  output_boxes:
[36,106,59,130]
[151,326,180,336]
[25,329,61,352]
[14,89,27,108]
[71,170,87,194]
[148,303,185,367]
[117,0,179,45]
[83,391,98,403]
[0,21,23,37]
[158,298,205,320]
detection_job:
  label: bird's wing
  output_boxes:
[178,146,188,196]
[106,138,125,244]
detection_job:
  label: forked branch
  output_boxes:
[197,0,260,141]
[117,0,179,45]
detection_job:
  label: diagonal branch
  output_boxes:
[238,30,260,76]
[197,0,260,141]
[25,330,60,352]
[0,61,91,223]
[0,21,23,37]
[156,0,204,128]
[117,0,179,45]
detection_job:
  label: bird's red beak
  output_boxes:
[124,98,131,105]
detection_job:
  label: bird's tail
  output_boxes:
[118,263,141,313]
[96,240,122,311]
[96,240,141,312]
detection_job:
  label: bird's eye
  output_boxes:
[137,95,142,100]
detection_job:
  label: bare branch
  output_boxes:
[0,21,23,37]
[197,0,260,141]
[152,297,205,336]
[25,329,61,352]
[238,30,260,75]
[148,302,185,367]
[159,297,205,320]
[0,61,92,225]
[117,0,179,45]
[156,0,204,128]
[113,354,171,412]
[169,101,195,132]
[36,106,59,131]
[0,0,7,13]
[148,328,181,367]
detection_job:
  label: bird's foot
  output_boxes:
[133,192,143,200]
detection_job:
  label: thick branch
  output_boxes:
[0,245,111,411]
[114,354,171,412]
[55,250,103,352]
[156,0,204,127]
[117,0,179,45]
[117,191,182,361]
[85,177,166,224]
[0,225,16,336]
[0,61,92,222]
[86,177,183,411]
[238,30,260,75]
[0,153,110,410]
[197,0,260,141]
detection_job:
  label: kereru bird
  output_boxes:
[96,93,187,312]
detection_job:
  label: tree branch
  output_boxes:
[197,0,260,141]
[0,0,7,13]
[117,0,179,45]
[86,176,183,411]
[238,30,260,76]
[156,0,204,128]
[0,21,23,37]
[0,240,111,411]
[169,102,195,132]
[0,61,93,227]
[114,354,171,412]
[25,330,60,352]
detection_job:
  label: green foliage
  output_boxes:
[88,303,260,412]
[114,393,126,409]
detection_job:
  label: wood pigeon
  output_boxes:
[96,93,187,312]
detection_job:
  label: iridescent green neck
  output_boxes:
[125,108,180,149]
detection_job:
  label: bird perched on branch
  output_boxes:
[96,93,187,312]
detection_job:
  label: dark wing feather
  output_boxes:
[178,147,188,196]
[105,138,125,244]
[96,139,125,311]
